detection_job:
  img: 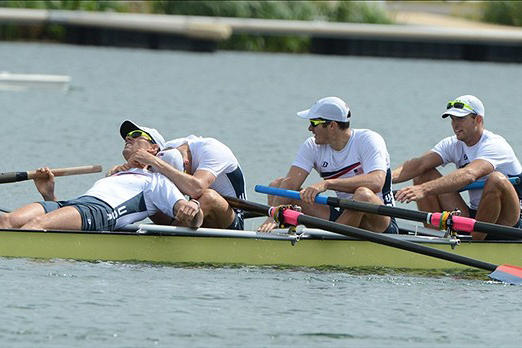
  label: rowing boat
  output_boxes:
[1,223,520,270]
[0,71,70,91]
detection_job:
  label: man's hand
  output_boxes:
[394,184,427,203]
[106,163,131,176]
[175,199,203,228]
[128,149,158,169]
[33,167,56,201]
[300,181,327,204]
[257,217,278,233]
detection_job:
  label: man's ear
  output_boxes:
[150,144,160,154]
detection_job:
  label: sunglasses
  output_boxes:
[309,119,331,127]
[126,130,155,144]
[446,100,474,113]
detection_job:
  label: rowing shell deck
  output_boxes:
[1,224,520,270]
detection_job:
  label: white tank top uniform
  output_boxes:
[431,129,522,210]
[292,129,395,206]
[84,168,185,229]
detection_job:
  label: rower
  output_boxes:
[258,96,399,234]
[109,133,246,230]
[0,122,203,231]
[392,95,522,240]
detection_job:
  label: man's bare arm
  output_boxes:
[392,151,443,184]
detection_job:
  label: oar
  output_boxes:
[392,177,520,195]
[0,165,102,184]
[255,185,522,240]
[224,196,522,285]
[463,177,519,191]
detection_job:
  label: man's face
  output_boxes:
[122,132,155,160]
[450,114,479,142]
[308,119,332,144]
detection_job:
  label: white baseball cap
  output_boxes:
[156,148,184,172]
[297,96,351,122]
[442,95,485,118]
[120,120,166,150]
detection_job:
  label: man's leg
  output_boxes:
[0,203,47,229]
[197,189,239,229]
[22,206,82,230]
[335,187,390,232]
[473,172,520,240]
[413,168,469,216]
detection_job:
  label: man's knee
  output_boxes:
[269,177,285,188]
[353,187,376,202]
[21,215,47,230]
[0,213,12,228]
[197,189,224,209]
[484,172,511,193]
[413,168,442,185]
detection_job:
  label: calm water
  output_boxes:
[1,42,522,346]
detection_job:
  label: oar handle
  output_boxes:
[391,177,520,195]
[462,177,520,191]
[254,185,329,204]
[0,165,102,184]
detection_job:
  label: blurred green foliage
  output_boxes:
[1,0,125,11]
[0,0,392,52]
[149,1,391,52]
[150,1,391,24]
[482,1,522,26]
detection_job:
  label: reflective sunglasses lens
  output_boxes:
[310,120,325,127]
[128,131,143,138]
[128,130,153,142]
[453,102,465,109]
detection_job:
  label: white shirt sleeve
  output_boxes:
[431,136,457,166]
[358,131,389,174]
[292,137,316,173]
[192,141,235,177]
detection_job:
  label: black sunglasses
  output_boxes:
[127,130,156,144]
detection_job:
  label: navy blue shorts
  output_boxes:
[38,196,114,231]
[226,209,244,230]
[329,206,399,234]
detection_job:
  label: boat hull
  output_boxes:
[1,228,520,270]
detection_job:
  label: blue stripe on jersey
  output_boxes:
[382,168,394,206]
[226,166,246,200]
[107,192,147,222]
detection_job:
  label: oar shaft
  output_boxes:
[256,185,522,239]
[462,177,519,191]
[229,197,498,271]
[0,165,102,184]
[255,185,429,222]
[27,165,103,179]
[284,210,498,272]
[391,177,520,195]
[224,196,271,216]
